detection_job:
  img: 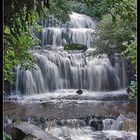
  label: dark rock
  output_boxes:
[76,89,83,95]
[21,117,28,122]
[56,120,63,126]
[4,81,12,95]
[10,128,26,140]
[40,117,46,123]
[89,119,103,131]
[108,53,135,86]
[125,59,136,84]
[126,87,131,94]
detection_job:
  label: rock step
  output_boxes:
[4,100,136,119]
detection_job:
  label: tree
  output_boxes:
[122,35,137,99]
[4,0,49,26]
[92,0,137,99]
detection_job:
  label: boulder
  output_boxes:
[76,89,83,95]
[89,119,103,131]
[11,122,60,140]
[64,43,87,51]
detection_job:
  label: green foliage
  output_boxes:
[3,132,12,140]
[128,80,137,100]
[93,14,135,53]
[122,36,137,99]
[93,0,136,54]
[4,0,49,26]
[109,0,136,22]
[68,0,112,20]
[4,23,39,82]
[47,0,72,23]
[68,1,85,14]
[69,0,136,21]
[83,0,113,20]
[64,44,87,51]
[122,36,137,68]
[4,0,72,85]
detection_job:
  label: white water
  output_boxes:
[69,12,96,28]
[10,89,127,103]
[15,50,128,95]
[103,114,136,131]
[44,116,136,140]
[47,126,94,140]
[47,128,137,140]
[36,12,96,48]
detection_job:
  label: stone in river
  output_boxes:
[76,89,83,95]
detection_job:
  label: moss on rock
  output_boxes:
[64,43,87,51]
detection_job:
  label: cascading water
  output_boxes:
[102,114,136,131]
[46,119,94,140]
[15,12,128,95]
[37,12,96,48]
[16,50,128,95]
[43,115,136,140]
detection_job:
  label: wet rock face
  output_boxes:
[4,100,136,120]
[4,80,12,95]
[89,119,103,130]
[125,60,136,83]
[4,69,17,95]
[108,54,135,85]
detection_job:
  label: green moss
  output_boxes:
[64,43,87,51]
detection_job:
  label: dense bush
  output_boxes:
[93,14,136,53]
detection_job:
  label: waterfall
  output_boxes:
[14,12,128,95]
[69,12,96,28]
[36,12,96,48]
[40,27,95,48]
[15,50,128,95]
[46,119,95,140]
[5,12,136,140]
[45,117,136,140]
[102,114,136,131]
